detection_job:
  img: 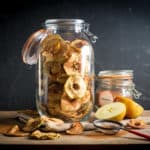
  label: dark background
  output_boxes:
[0,0,150,110]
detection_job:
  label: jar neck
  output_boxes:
[42,19,97,43]
[43,19,88,33]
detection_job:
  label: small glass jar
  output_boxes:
[96,70,141,107]
[22,19,97,122]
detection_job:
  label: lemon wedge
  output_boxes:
[115,96,144,118]
[95,102,126,121]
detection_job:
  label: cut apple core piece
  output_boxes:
[95,102,126,121]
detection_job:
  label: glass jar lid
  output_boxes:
[98,70,133,79]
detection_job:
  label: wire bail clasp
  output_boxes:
[84,23,98,43]
[132,83,142,99]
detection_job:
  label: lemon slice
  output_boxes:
[115,96,144,118]
[95,102,126,121]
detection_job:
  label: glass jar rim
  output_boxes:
[44,19,88,28]
[45,19,85,24]
[98,70,133,79]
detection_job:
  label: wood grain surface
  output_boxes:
[0,110,150,145]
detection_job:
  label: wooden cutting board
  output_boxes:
[0,110,150,145]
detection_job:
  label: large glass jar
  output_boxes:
[22,19,97,122]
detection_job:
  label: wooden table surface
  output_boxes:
[0,110,150,148]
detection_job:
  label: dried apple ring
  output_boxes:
[70,39,88,51]
[41,34,70,62]
[44,62,67,83]
[63,53,81,76]
[64,75,87,99]
[66,122,83,135]
[41,34,63,52]
[60,93,81,112]
[127,119,147,129]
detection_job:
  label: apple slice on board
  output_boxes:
[95,102,126,121]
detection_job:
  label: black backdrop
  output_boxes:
[1,0,150,110]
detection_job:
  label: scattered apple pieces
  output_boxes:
[4,125,29,137]
[66,122,83,135]
[30,130,61,140]
[127,119,147,129]
[23,118,43,132]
